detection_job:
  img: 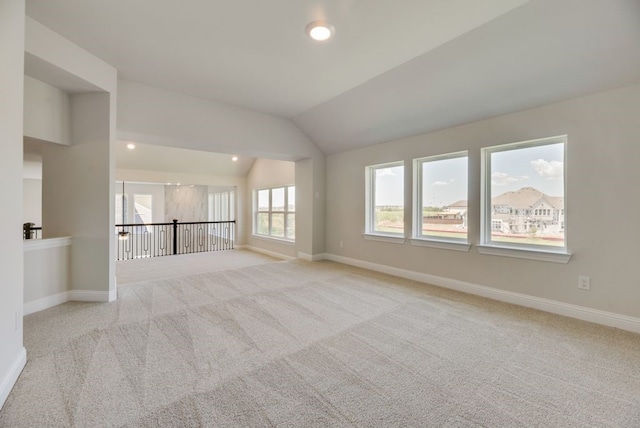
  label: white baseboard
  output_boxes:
[24,289,112,315]
[297,252,327,262]
[0,347,26,410]
[24,292,70,316]
[325,253,640,334]
[68,290,112,302]
[241,245,295,260]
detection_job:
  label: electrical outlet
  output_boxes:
[578,275,591,290]
[339,240,344,249]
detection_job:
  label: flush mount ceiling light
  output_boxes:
[232,156,238,162]
[126,143,135,150]
[305,21,335,41]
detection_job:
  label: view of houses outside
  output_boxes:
[420,155,467,240]
[488,141,565,247]
[372,141,565,247]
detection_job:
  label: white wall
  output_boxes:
[42,93,114,299]
[23,239,71,314]
[0,0,26,410]
[326,84,640,321]
[23,75,70,145]
[27,18,118,302]
[23,178,42,226]
[246,159,296,258]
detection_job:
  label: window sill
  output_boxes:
[252,234,295,245]
[362,233,406,244]
[410,238,470,252]
[476,244,572,263]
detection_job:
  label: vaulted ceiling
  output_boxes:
[26,0,640,155]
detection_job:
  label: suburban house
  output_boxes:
[491,187,565,235]
[2,0,640,425]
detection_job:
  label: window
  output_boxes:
[365,162,404,236]
[414,152,468,242]
[254,186,295,240]
[482,136,567,253]
[208,190,235,221]
[133,194,153,233]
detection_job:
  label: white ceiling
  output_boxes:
[25,0,640,155]
[115,141,256,177]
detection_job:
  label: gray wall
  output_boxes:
[164,184,208,222]
[325,83,640,319]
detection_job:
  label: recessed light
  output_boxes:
[232,156,238,162]
[126,143,135,150]
[305,21,335,41]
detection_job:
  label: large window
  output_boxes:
[482,136,566,251]
[414,152,468,242]
[254,186,295,240]
[365,161,404,236]
[208,190,235,221]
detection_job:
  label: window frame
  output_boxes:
[364,161,405,241]
[412,151,469,251]
[479,135,571,263]
[253,185,295,241]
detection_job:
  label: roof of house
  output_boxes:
[492,187,563,210]
[448,200,468,208]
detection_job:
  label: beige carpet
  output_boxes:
[2,251,640,427]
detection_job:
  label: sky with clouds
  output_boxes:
[374,142,564,207]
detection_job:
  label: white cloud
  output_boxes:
[432,178,456,186]
[378,168,395,177]
[491,171,527,186]
[531,159,563,180]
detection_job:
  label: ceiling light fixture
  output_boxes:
[305,21,335,41]
[232,156,238,162]
[126,143,135,150]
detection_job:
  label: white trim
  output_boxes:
[250,234,295,245]
[23,236,72,252]
[0,347,26,410]
[68,290,112,302]
[24,292,70,315]
[476,245,571,263]
[324,253,640,334]
[410,238,470,252]
[241,245,295,260]
[297,252,327,261]
[109,287,118,302]
[24,289,113,315]
[362,233,406,244]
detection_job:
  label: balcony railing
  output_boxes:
[116,219,235,261]
[23,223,42,240]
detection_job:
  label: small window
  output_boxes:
[365,162,404,236]
[254,186,295,240]
[414,152,468,242]
[482,136,566,251]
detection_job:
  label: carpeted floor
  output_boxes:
[2,250,640,427]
